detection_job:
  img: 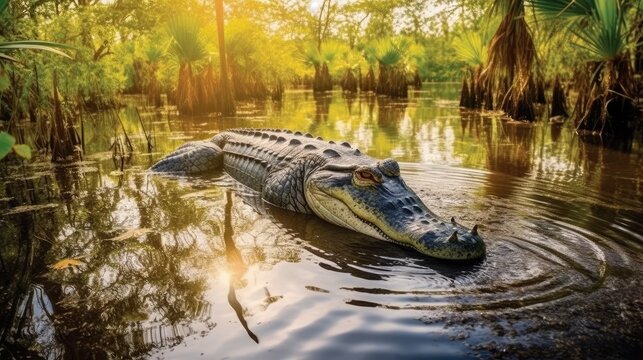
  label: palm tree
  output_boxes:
[529,0,639,136]
[375,38,410,98]
[168,17,207,115]
[483,0,537,120]
[453,30,493,109]
[303,42,337,93]
[360,43,378,93]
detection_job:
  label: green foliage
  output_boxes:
[417,37,463,81]
[0,132,31,160]
[530,0,632,61]
[0,131,15,159]
[574,0,626,61]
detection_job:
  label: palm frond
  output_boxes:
[167,17,206,64]
[361,42,378,66]
[302,43,322,66]
[0,40,74,60]
[528,0,595,19]
[375,38,409,67]
[320,40,347,64]
[573,0,625,60]
[453,32,488,66]
[145,45,164,63]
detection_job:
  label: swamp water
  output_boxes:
[0,84,641,359]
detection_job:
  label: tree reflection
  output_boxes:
[376,97,406,138]
[313,92,331,123]
[0,168,222,358]
[223,190,258,343]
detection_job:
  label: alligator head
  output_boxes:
[305,158,485,260]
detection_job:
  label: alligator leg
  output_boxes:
[150,140,223,173]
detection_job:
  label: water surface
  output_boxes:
[1,84,641,359]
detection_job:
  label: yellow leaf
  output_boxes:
[108,228,152,241]
[50,258,84,270]
[13,144,32,159]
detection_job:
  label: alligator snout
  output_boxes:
[417,220,486,260]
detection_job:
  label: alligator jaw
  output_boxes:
[306,182,485,260]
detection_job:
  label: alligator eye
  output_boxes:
[353,169,380,186]
[355,170,375,181]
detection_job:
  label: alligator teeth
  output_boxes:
[471,225,478,236]
[447,231,459,242]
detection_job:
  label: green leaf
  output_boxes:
[13,144,31,160]
[0,43,72,59]
[0,132,16,160]
[0,40,76,50]
[0,70,9,91]
[0,52,18,62]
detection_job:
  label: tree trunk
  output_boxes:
[215,0,235,116]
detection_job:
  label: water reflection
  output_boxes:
[223,190,258,344]
[268,206,482,283]
[0,168,219,358]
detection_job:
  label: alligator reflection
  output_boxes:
[264,205,482,281]
[222,190,259,343]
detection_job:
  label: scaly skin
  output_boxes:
[151,128,485,260]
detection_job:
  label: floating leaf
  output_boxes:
[13,144,31,159]
[2,203,59,216]
[0,132,15,159]
[51,258,84,270]
[108,228,153,241]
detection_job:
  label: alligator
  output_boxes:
[151,129,485,260]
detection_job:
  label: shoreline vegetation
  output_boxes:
[0,0,641,165]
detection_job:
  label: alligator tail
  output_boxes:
[150,140,224,173]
